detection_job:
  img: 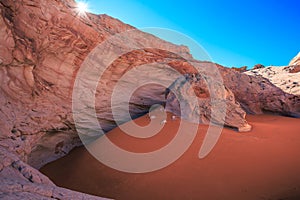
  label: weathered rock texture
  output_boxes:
[0,146,105,199]
[165,73,251,132]
[0,0,245,198]
[246,66,300,96]
[253,64,265,70]
[219,66,300,117]
[0,0,299,199]
[231,66,247,73]
[290,52,300,66]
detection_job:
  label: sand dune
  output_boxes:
[41,113,300,200]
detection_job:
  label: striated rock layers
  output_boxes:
[165,73,251,132]
[0,0,300,199]
[218,66,300,116]
[290,52,300,66]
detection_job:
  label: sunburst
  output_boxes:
[76,1,88,16]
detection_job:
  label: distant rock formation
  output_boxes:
[246,66,300,96]
[231,66,247,73]
[253,64,265,70]
[218,66,300,117]
[289,52,300,65]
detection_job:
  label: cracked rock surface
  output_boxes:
[246,65,300,95]
[0,146,105,199]
[0,0,299,199]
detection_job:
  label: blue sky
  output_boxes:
[77,0,300,68]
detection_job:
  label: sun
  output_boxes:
[76,1,88,16]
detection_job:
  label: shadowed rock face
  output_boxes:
[219,66,300,117]
[165,73,251,132]
[0,0,299,199]
[0,146,104,199]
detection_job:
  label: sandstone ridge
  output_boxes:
[1,0,300,199]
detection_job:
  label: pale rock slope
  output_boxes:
[246,66,300,95]
[290,52,300,66]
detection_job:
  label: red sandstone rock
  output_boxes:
[253,64,265,70]
[286,65,300,73]
[0,0,299,199]
[231,66,247,72]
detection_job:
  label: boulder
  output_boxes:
[253,64,265,70]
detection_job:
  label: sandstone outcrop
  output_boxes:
[165,73,251,132]
[286,65,300,73]
[0,0,247,198]
[231,66,247,73]
[219,66,300,117]
[253,64,265,70]
[245,66,300,96]
[0,146,104,199]
[0,0,299,199]
[289,52,300,66]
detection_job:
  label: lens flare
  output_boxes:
[76,1,88,16]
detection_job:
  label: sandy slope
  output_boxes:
[41,113,300,200]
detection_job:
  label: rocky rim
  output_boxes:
[0,0,299,199]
